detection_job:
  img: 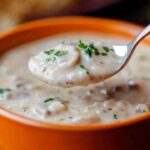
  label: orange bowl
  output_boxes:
[0,17,150,150]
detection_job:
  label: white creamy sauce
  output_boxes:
[29,41,122,87]
[0,33,150,124]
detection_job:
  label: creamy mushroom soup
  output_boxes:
[0,33,150,124]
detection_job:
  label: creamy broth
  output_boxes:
[0,33,150,124]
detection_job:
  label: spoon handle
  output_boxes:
[128,24,150,52]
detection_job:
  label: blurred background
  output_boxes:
[0,0,149,32]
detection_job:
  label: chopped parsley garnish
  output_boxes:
[44,49,68,61]
[101,52,108,56]
[100,46,111,56]
[0,88,11,94]
[44,49,55,55]
[80,64,90,75]
[55,51,68,57]
[113,114,118,119]
[103,46,110,53]
[43,98,54,103]
[78,40,99,57]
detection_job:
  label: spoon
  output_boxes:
[29,25,150,88]
[111,24,150,77]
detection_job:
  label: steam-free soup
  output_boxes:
[0,33,150,124]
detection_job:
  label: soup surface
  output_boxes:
[0,33,150,124]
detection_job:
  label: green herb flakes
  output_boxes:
[44,98,54,103]
[113,114,118,119]
[0,88,11,94]
[80,64,90,75]
[44,49,55,55]
[101,52,108,56]
[103,46,110,53]
[78,40,99,57]
[44,49,68,61]
[100,46,111,56]
[54,51,68,57]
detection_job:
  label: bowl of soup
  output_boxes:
[0,17,150,150]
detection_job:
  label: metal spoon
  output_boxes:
[28,24,150,87]
[110,24,150,77]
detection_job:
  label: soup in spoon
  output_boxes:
[29,40,122,87]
